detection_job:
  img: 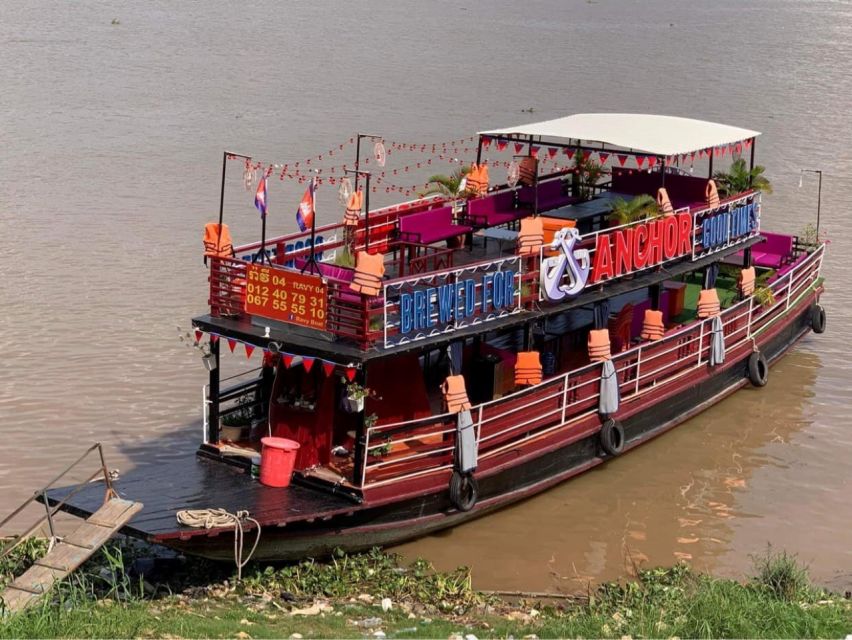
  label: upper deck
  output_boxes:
[195,167,763,361]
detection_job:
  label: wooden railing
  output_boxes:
[361,244,825,488]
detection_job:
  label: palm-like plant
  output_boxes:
[609,194,660,225]
[713,158,773,196]
[574,153,606,201]
[420,166,476,200]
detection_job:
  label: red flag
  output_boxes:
[496,140,507,151]
[227,338,237,353]
[345,367,357,382]
[734,142,742,155]
[616,154,628,166]
[244,344,255,359]
[582,150,592,162]
[636,156,647,168]
[547,147,558,159]
[302,357,315,373]
[295,179,316,232]
[530,145,540,158]
[322,361,335,377]
[210,334,219,344]
[481,136,492,149]
[744,138,753,149]
[563,148,575,160]
[598,152,610,165]
[282,354,294,369]
[647,156,657,168]
[514,142,524,154]
[194,329,203,343]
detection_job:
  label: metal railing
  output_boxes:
[361,244,825,488]
[0,443,115,561]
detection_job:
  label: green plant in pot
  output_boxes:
[713,158,773,197]
[573,152,605,201]
[220,396,254,441]
[342,382,372,413]
[608,194,660,226]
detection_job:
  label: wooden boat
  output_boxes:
[48,114,828,561]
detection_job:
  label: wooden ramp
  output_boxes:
[0,498,142,614]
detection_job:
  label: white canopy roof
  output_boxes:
[480,113,760,157]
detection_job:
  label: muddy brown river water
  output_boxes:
[1,0,850,593]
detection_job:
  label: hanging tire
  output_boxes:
[811,304,826,334]
[747,351,768,387]
[449,471,478,512]
[600,418,625,456]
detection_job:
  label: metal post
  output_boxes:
[96,443,115,499]
[41,490,57,540]
[218,151,228,228]
[354,134,382,191]
[560,374,569,423]
[208,338,220,444]
[475,136,483,166]
[352,368,367,485]
[749,138,756,178]
[816,170,822,237]
[365,172,371,252]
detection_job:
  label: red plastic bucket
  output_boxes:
[259,437,301,488]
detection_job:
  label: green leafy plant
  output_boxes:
[345,382,372,402]
[574,151,606,200]
[753,285,776,307]
[420,166,476,200]
[221,395,255,427]
[713,157,773,196]
[609,194,660,225]
[750,546,810,602]
[333,246,355,268]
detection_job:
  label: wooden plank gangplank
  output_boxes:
[0,498,142,614]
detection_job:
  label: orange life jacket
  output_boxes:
[517,217,544,256]
[518,156,538,187]
[640,309,665,341]
[697,288,721,318]
[466,163,489,196]
[203,223,234,259]
[515,351,543,386]
[350,251,385,297]
[657,187,674,215]
[705,180,720,209]
[442,375,472,413]
[344,191,363,226]
[739,266,756,297]
[588,328,611,362]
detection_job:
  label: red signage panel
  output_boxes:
[245,264,328,330]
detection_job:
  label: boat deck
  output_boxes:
[44,456,357,543]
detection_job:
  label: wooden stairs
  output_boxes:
[0,498,142,614]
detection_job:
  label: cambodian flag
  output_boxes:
[255,175,268,218]
[296,179,315,232]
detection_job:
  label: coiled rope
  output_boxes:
[176,508,261,580]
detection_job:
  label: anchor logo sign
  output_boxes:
[540,227,591,301]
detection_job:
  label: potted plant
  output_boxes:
[177,327,216,371]
[608,194,660,226]
[342,382,371,413]
[573,152,606,201]
[713,158,773,197]
[420,167,477,248]
[220,396,254,441]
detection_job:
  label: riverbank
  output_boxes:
[1,540,849,638]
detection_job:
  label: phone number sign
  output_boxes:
[245,264,328,331]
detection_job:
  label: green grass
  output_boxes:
[1,544,849,639]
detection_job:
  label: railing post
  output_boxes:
[635,346,642,394]
[96,443,115,499]
[697,320,705,365]
[41,490,57,541]
[477,405,484,443]
[785,271,793,311]
[202,384,210,444]
[560,374,569,423]
[747,296,754,339]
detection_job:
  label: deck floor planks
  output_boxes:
[45,457,354,539]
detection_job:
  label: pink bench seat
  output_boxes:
[398,206,473,245]
[466,191,525,227]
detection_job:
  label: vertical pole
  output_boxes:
[708,153,714,179]
[259,211,267,264]
[816,170,822,238]
[208,338,220,444]
[364,172,371,252]
[475,136,483,166]
[352,367,367,485]
[749,138,756,180]
[355,135,362,191]
[218,152,228,227]
[660,156,666,187]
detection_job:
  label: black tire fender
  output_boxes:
[811,304,826,334]
[600,418,625,456]
[449,471,478,512]
[748,351,769,387]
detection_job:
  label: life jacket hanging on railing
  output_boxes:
[739,266,756,297]
[515,351,543,386]
[657,187,674,216]
[203,223,234,263]
[518,156,538,187]
[705,179,720,209]
[588,328,612,362]
[517,216,544,256]
[344,190,363,226]
[697,287,721,318]
[350,251,385,297]
[442,375,472,413]
[640,309,665,341]
[466,163,489,196]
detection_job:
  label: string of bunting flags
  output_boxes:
[193,328,359,381]
[231,135,752,199]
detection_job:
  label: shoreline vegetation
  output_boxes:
[1,539,849,639]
